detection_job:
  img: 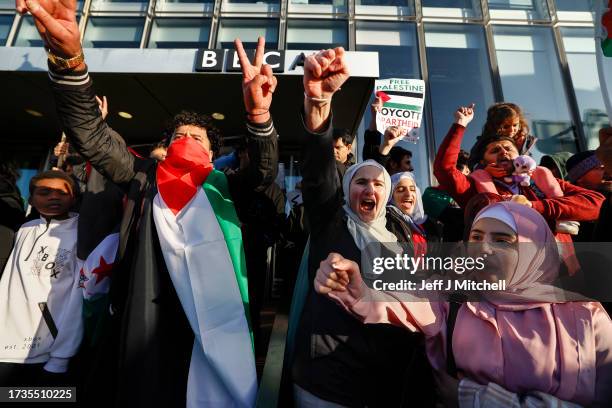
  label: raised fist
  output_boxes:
[303,48,350,100]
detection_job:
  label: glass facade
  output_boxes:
[14,16,44,47]
[90,0,149,13]
[425,23,495,151]
[422,0,481,19]
[355,21,418,78]
[289,0,346,14]
[554,0,594,12]
[216,19,279,49]
[356,21,429,189]
[356,0,413,16]
[286,19,348,50]
[0,0,608,184]
[493,25,576,158]
[83,18,145,48]
[148,18,211,48]
[488,0,550,20]
[222,0,280,13]
[0,14,13,46]
[561,26,611,150]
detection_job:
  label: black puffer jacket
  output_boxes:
[385,205,443,251]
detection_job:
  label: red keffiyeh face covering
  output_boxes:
[156,136,213,215]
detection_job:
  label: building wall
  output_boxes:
[0,0,610,189]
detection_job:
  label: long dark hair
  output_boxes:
[481,102,529,140]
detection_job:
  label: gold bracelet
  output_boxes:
[47,49,85,71]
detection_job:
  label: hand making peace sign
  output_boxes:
[234,37,277,124]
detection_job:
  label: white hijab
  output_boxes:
[389,171,427,225]
[341,160,398,250]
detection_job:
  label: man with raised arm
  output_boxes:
[17,0,278,406]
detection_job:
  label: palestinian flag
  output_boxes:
[602,0,612,57]
[376,89,424,113]
[154,138,257,408]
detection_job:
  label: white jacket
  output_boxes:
[0,214,83,373]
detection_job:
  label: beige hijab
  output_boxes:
[341,160,398,250]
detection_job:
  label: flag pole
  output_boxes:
[596,0,612,126]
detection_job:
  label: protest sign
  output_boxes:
[596,0,612,124]
[375,78,426,143]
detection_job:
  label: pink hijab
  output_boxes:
[341,202,612,405]
[471,201,572,306]
[455,202,605,404]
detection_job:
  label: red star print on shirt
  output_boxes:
[91,256,114,284]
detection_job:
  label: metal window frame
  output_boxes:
[2,0,597,160]
[81,15,148,49]
[481,0,505,102]
[4,12,20,46]
[285,16,351,50]
[547,0,588,151]
[413,0,434,187]
[214,16,282,48]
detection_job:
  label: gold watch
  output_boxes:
[47,49,85,71]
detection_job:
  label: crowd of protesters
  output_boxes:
[0,0,611,406]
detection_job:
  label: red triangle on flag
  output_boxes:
[376,91,392,103]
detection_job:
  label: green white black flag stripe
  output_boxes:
[153,171,256,408]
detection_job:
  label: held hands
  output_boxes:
[314,253,364,300]
[454,103,475,128]
[234,37,277,124]
[17,0,81,60]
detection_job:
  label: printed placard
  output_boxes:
[375,78,425,144]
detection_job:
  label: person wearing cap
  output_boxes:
[433,104,605,244]
[539,151,572,180]
[566,150,611,242]
[567,150,611,193]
